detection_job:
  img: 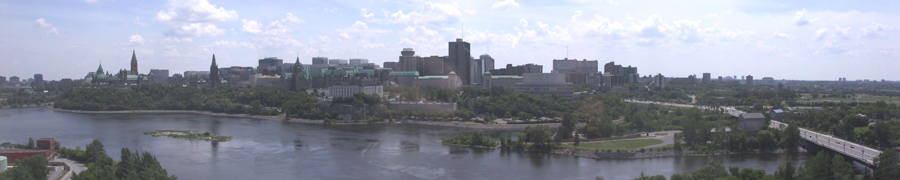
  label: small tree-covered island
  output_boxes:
[143,130,233,142]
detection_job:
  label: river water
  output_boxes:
[0,107,813,180]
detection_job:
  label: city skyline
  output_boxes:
[2,0,899,81]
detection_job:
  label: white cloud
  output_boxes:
[336,21,389,40]
[33,18,60,36]
[673,19,702,43]
[155,0,238,22]
[492,0,520,10]
[163,23,225,37]
[128,35,145,45]
[162,37,193,43]
[519,18,528,27]
[707,13,720,19]
[793,8,817,26]
[133,17,148,27]
[241,20,262,34]
[636,14,668,39]
[361,8,375,18]
[365,2,463,25]
[572,10,583,21]
[814,28,828,41]
[770,31,792,39]
[860,23,892,39]
[155,0,238,37]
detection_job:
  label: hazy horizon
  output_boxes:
[2,0,899,81]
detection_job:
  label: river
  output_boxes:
[0,107,813,180]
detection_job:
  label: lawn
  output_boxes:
[796,93,900,104]
[561,138,664,151]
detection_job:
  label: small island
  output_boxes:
[441,131,499,148]
[143,130,233,142]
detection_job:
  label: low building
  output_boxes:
[482,72,522,89]
[388,71,419,86]
[418,71,462,89]
[514,73,574,99]
[738,113,766,135]
[771,109,785,121]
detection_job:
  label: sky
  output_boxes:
[1,0,899,81]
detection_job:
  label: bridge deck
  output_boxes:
[771,120,880,166]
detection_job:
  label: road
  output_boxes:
[54,157,86,179]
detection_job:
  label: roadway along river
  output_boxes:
[1,107,811,180]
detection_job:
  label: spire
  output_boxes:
[209,54,219,88]
[130,50,138,75]
[96,61,104,75]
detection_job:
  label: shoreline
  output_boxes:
[50,107,566,130]
[553,148,808,160]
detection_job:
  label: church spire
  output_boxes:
[209,54,219,88]
[130,50,138,75]
[96,61,104,76]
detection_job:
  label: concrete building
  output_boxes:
[312,57,328,65]
[258,57,284,75]
[489,63,542,76]
[480,54,495,72]
[328,77,383,97]
[418,71,463,89]
[746,75,754,85]
[738,113,766,135]
[552,58,599,84]
[32,74,43,87]
[149,69,169,84]
[514,73,574,99]
[0,76,6,86]
[483,72,523,89]
[388,71,419,86]
[421,56,447,76]
[702,73,711,83]
[328,59,349,65]
[654,74,666,89]
[383,62,397,70]
[448,38,473,85]
[603,61,639,87]
[349,59,368,66]
[398,48,420,72]
[473,58,483,85]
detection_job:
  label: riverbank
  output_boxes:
[51,107,570,130]
[554,148,807,160]
[400,120,565,131]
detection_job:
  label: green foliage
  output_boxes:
[874,148,900,180]
[442,131,498,148]
[55,85,286,116]
[26,137,34,149]
[67,140,178,180]
[144,130,232,141]
[773,161,796,180]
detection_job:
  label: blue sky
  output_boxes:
[1,0,898,81]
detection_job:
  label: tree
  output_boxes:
[797,151,832,179]
[774,161,795,180]
[874,148,900,180]
[574,129,580,146]
[832,155,853,180]
[27,137,34,149]
[13,154,49,180]
[780,125,800,151]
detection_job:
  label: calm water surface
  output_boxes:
[1,107,813,180]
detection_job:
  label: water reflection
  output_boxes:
[0,107,814,180]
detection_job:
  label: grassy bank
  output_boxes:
[560,138,664,151]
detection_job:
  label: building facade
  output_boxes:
[514,73,574,99]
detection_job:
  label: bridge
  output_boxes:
[770,120,880,166]
[623,99,745,117]
[623,99,882,166]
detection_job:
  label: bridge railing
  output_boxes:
[772,120,881,165]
